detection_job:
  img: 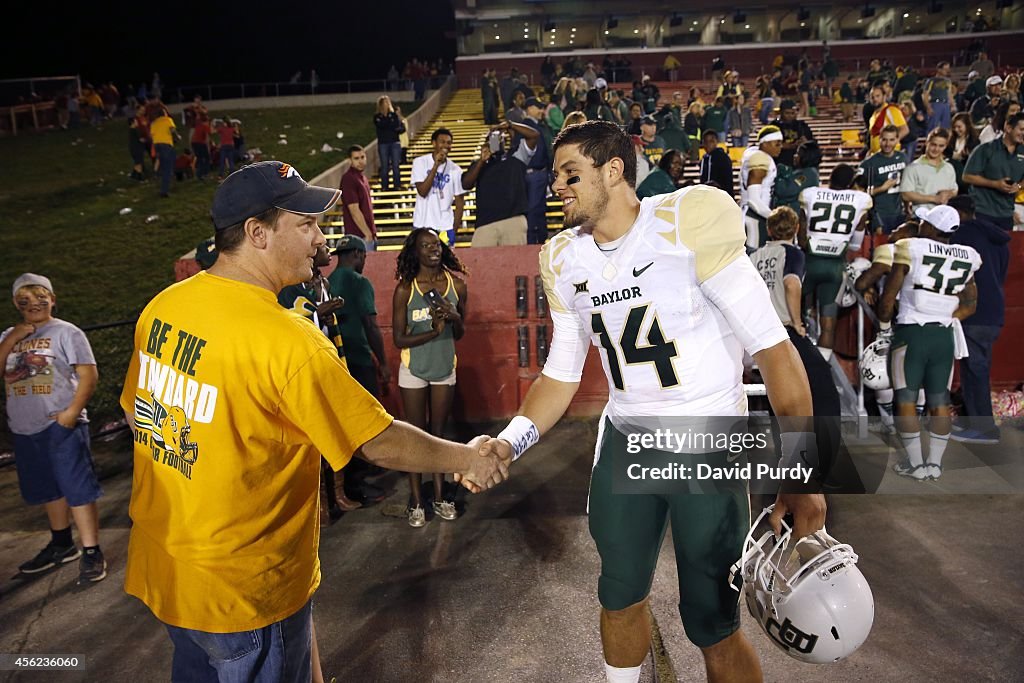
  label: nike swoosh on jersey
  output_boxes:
[633,262,655,277]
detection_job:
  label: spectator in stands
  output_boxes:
[683,101,705,161]
[231,118,248,163]
[608,90,629,126]
[717,70,743,99]
[774,140,821,213]
[867,86,910,155]
[638,116,666,167]
[412,128,465,246]
[500,68,520,111]
[150,108,178,198]
[392,229,468,528]
[481,69,499,125]
[947,195,1010,445]
[341,145,376,249]
[540,57,556,91]
[711,55,726,81]
[638,75,660,114]
[520,98,554,244]
[191,113,212,180]
[962,111,1024,230]
[924,61,953,132]
[387,65,400,92]
[822,56,840,96]
[396,104,410,163]
[894,66,919,103]
[663,54,681,82]
[970,51,995,80]
[637,149,686,199]
[900,127,957,212]
[1004,73,1021,107]
[563,111,587,130]
[971,76,1004,126]
[702,96,728,143]
[979,100,1021,144]
[772,99,814,167]
[698,128,734,195]
[128,112,148,181]
[215,116,237,177]
[962,71,986,110]
[900,97,928,161]
[860,125,910,233]
[727,94,753,148]
[1,273,104,585]
[461,121,538,246]
[839,76,856,122]
[626,102,644,136]
[583,88,615,122]
[183,95,207,137]
[174,148,196,181]
[750,207,807,339]
[947,113,980,195]
[506,90,526,127]
[373,95,405,193]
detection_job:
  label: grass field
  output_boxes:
[0,102,409,437]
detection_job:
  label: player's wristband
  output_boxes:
[497,416,539,462]
[780,431,819,472]
[878,320,891,331]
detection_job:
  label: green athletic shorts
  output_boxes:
[587,419,749,648]
[803,253,845,317]
[890,323,954,407]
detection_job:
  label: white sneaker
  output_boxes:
[893,461,930,481]
[928,463,943,480]
[433,500,458,521]
[407,505,427,528]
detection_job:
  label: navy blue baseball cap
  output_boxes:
[210,161,341,231]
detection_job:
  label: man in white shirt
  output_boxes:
[412,128,466,245]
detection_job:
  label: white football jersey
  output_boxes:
[799,186,873,257]
[893,238,981,326]
[539,185,787,419]
[740,147,776,215]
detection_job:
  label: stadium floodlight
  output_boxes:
[733,11,747,24]
[860,5,875,18]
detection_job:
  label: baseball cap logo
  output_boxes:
[278,163,301,180]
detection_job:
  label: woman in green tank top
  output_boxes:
[392,229,469,527]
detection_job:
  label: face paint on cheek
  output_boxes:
[567,175,581,186]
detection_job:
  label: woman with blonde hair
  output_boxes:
[947,112,979,194]
[1004,73,1021,106]
[373,95,405,191]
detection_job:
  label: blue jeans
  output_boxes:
[156,144,175,196]
[759,98,774,124]
[927,101,951,133]
[960,324,1002,432]
[220,145,236,175]
[164,600,312,683]
[525,169,549,245]
[378,142,402,191]
[877,211,906,234]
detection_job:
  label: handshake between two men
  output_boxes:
[455,436,515,493]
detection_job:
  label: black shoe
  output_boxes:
[19,542,81,574]
[78,548,107,584]
[348,482,387,504]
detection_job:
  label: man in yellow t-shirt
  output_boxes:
[120,160,505,681]
[867,87,909,154]
[148,108,178,198]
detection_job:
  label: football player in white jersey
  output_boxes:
[797,164,872,358]
[855,220,919,423]
[878,205,981,480]
[479,121,825,683]
[740,126,783,250]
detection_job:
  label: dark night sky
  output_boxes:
[3,1,457,88]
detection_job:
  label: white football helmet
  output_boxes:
[730,506,874,664]
[860,338,891,390]
[838,257,872,308]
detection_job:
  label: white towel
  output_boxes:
[952,319,969,359]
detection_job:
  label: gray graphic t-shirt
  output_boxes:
[2,319,95,435]
[750,241,806,327]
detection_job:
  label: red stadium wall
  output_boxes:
[175,235,1024,420]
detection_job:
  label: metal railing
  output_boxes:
[171,77,451,103]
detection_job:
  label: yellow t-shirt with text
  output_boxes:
[119,271,393,632]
